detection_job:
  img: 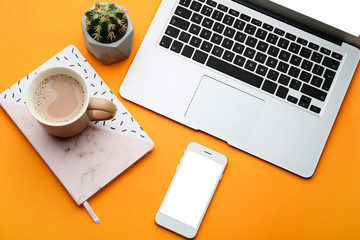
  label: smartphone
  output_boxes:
[155,142,227,239]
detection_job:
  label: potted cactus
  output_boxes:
[81,0,134,65]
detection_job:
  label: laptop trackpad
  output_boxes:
[185,76,264,144]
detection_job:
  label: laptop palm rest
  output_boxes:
[185,76,264,144]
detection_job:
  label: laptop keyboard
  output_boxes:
[159,0,343,114]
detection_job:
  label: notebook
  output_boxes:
[120,0,360,178]
[0,45,154,205]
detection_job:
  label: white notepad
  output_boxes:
[0,45,154,205]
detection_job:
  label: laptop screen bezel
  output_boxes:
[237,0,360,48]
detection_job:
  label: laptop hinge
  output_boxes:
[232,0,343,46]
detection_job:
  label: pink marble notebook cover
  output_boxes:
[0,45,154,205]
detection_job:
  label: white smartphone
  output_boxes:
[155,142,227,239]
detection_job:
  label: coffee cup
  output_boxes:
[26,66,117,137]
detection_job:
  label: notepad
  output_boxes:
[0,45,154,206]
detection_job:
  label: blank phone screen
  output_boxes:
[159,150,224,228]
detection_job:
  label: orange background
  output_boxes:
[1,0,360,239]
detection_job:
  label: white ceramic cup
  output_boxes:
[26,66,117,137]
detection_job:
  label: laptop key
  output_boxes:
[240,13,251,22]
[235,32,246,42]
[222,38,234,49]
[160,35,172,48]
[266,33,278,44]
[320,47,331,55]
[250,18,261,26]
[287,95,298,104]
[322,69,335,91]
[218,4,228,12]
[211,33,223,44]
[276,85,289,99]
[299,95,311,109]
[213,22,225,33]
[256,29,268,40]
[191,13,203,24]
[331,52,343,60]
[179,32,191,43]
[224,27,236,38]
[262,80,278,94]
[309,42,320,51]
[289,42,301,54]
[223,50,235,62]
[277,62,289,73]
[301,60,313,71]
[277,38,290,49]
[279,50,290,61]
[212,10,224,21]
[200,41,213,52]
[299,71,311,83]
[233,43,245,54]
[301,83,327,101]
[288,66,300,78]
[229,9,239,17]
[189,23,201,35]
[181,45,195,58]
[290,79,301,90]
[223,15,235,26]
[300,47,312,58]
[297,38,308,45]
[170,40,184,53]
[206,0,217,7]
[311,52,323,63]
[256,41,269,52]
[202,17,214,29]
[193,50,208,64]
[278,74,290,86]
[170,16,190,31]
[201,5,213,16]
[310,105,321,114]
[175,6,192,19]
[262,23,273,31]
[311,76,323,88]
[285,33,296,41]
[322,56,340,70]
[212,46,224,57]
[245,36,258,47]
[274,28,285,36]
[179,0,191,7]
[256,65,268,76]
[190,1,203,11]
[207,56,263,88]
[165,26,180,38]
[234,19,246,31]
[234,55,246,67]
[245,24,257,35]
[245,60,257,71]
[312,64,324,76]
[200,28,212,39]
[190,36,202,47]
[267,69,279,81]
[255,52,266,64]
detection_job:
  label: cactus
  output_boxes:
[84,0,128,44]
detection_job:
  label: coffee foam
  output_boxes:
[33,74,85,124]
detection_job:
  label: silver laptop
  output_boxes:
[120,0,360,177]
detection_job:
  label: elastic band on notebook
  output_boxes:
[83,201,100,224]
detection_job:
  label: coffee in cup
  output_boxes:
[26,66,117,137]
[33,73,86,124]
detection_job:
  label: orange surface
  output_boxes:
[1,0,360,239]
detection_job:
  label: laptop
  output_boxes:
[120,0,360,177]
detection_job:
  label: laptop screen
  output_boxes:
[270,0,360,37]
